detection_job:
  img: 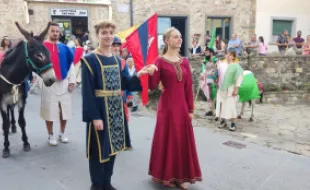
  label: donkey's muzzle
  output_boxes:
[41,69,56,87]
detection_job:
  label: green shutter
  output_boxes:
[272,20,292,35]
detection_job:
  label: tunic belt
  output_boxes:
[95,90,122,97]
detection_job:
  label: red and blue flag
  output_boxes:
[125,13,158,105]
[73,47,85,65]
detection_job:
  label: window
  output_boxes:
[158,17,171,35]
[272,20,293,36]
[157,17,187,56]
[157,17,171,49]
[206,17,231,42]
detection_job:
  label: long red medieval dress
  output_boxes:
[148,56,202,186]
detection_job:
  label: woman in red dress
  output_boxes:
[147,27,202,189]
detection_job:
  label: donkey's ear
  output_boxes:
[38,22,51,41]
[15,21,32,40]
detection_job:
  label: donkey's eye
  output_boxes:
[36,52,44,60]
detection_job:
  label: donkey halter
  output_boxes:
[24,41,53,75]
[0,41,53,86]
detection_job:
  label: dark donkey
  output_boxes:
[0,22,56,158]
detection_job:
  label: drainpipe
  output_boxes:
[130,0,133,26]
[108,4,112,20]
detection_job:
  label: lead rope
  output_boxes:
[0,74,21,104]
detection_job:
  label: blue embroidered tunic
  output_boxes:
[81,53,142,163]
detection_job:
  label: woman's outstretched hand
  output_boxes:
[146,64,158,75]
[137,64,158,77]
[137,66,149,78]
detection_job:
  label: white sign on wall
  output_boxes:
[51,9,88,17]
[117,3,129,13]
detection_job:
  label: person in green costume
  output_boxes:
[219,49,243,131]
[238,70,260,103]
[237,70,261,122]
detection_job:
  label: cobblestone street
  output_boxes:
[1,90,310,190]
[194,101,310,157]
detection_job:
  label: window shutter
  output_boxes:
[272,20,292,35]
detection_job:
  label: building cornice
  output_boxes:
[25,0,111,6]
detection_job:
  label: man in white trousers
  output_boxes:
[41,22,76,146]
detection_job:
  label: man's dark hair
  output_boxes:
[205,47,214,55]
[227,47,236,53]
[227,48,237,59]
[76,38,83,47]
[282,29,288,34]
[50,22,59,27]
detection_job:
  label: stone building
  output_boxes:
[256,0,310,52]
[0,0,112,45]
[1,0,256,56]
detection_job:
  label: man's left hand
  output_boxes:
[232,90,238,96]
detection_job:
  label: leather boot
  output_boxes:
[90,185,102,190]
[103,184,117,190]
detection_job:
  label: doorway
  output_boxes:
[171,17,186,56]
[158,16,188,56]
[206,17,231,43]
[52,16,88,43]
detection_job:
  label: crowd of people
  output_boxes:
[190,29,310,57]
[197,45,253,131]
[188,30,310,133]
[190,31,266,132]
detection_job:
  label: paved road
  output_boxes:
[1,89,310,190]
[194,101,310,157]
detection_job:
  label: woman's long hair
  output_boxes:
[162,27,178,55]
[306,35,310,44]
[259,36,264,46]
[0,36,12,49]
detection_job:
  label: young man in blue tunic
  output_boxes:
[81,21,149,190]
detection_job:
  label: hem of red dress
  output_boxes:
[149,172,202,186]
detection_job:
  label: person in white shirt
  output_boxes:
[190,39,202,56]
[42,22,76,146]
[127,57,139,112]
[66,35,76,48]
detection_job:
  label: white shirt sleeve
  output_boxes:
[235,74,243,87]
[68,63,76,84]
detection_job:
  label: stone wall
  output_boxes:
[129,0,256,48]
[1,0,256,49]
[189,56,310,92]
[188,55,310,104]
[263,91,310,105]
[0,0,110,44]
[0,0,26,39]
[148,55,310,108]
